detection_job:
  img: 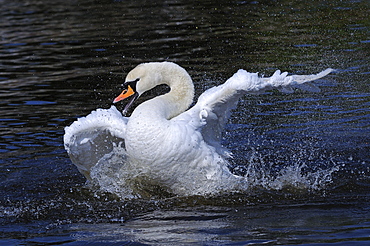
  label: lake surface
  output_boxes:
[1,0,369,245]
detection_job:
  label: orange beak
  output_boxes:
[113,85,135,103]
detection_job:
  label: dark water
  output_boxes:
[1,0,369,245]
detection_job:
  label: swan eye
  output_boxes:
[122,78,140,91]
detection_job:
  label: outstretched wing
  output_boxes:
[63,106,128,180]
[173,68,333,157]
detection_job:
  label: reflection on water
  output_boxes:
[0,0,369,245]
[67,204,370,245]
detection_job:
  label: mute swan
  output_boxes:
[64,62,333,198]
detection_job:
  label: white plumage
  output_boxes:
[64,62,333,198]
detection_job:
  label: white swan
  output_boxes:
[64,62,333,198]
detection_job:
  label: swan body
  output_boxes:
[64,62,333,198]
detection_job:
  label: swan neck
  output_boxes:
[155,63,194,119]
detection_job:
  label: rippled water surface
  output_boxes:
[1,0,369,245]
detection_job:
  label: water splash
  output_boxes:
[83,140,341,199]
[245,154,339,192]
[89,143,135,199]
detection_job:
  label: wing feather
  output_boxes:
[173,68,333,157]
[63,106,128,180]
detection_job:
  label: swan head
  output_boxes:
[113,62,194,116]
[113,63,164,115]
